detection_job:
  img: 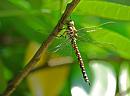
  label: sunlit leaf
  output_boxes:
[87,28,130,59]
[76,1,130,21]
[8,0,32,10]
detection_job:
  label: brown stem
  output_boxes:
[30,56,129,74]
[1,0,80,96]
[30,62,70,73]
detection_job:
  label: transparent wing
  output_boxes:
[77,21,115,33]
[48,34,75,57]
[52,40,68,53]
[90,39,117,51]
[48,37,70,53]
[76,21,116,51]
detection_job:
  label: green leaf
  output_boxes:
[13,19,45,43]
[0,9,50,17]
[88,28,130,59]
[76,1,130,21]
[8,0,32,10]
[0,60,7,93]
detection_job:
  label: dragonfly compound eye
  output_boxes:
[69,20,74,26]
[66,20,74,26]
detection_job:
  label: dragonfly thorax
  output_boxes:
[66,20,74,27]
[66,20,78,39]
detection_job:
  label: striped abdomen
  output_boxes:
[71,38,90,85]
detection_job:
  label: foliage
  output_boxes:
[0,0,130,96]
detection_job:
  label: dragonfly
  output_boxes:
[65,19,91,85]
[49,19,115,85]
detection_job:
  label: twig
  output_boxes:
[30,56,130,73]
[30,62,70,73]
[1,0,80,96]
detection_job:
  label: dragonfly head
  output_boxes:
[66,20,74,26]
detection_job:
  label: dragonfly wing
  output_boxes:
[77,21,115,32]
[76,21,116,51]
[91,40,117,51]
[77,21,115,37]
[77,35,116,52]
[48,38,70,54]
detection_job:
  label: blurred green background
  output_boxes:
[0,0,130,96]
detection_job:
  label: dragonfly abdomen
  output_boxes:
[71,39,90,85]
